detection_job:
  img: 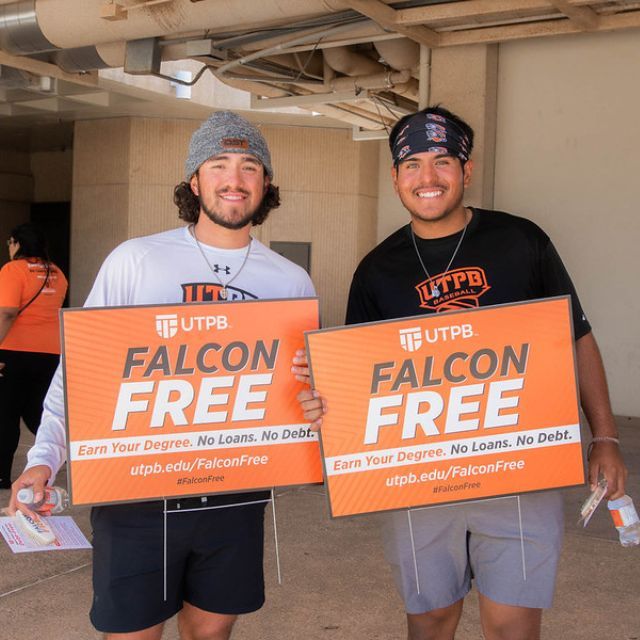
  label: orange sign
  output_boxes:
[61,298,321,505]
[306,297,583,517]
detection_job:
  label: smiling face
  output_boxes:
[392,151,473,237]
[190,153,268,231]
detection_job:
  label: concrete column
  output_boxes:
[0,151,32,266]
[429,44,499,209]
[71,117,197,305]
[71,119,132,304]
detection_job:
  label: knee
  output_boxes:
[407,601,463,640]
[179,612,237,640]
[481,612,541,640]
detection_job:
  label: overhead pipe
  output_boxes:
[0,0,352,54]
[374,38,420,73]
[322,45,383,77]
[0,0,57,54]
[329,68,411,92]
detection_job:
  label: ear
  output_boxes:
[263,175,270,194]
[189,174,200,197]
[462,159,474,188]
[391,165,400,196]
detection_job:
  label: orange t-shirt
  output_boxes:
[0,258,68,354]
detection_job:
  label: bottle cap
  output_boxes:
[16,487,34,504]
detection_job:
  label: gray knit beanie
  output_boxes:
[184,111,273,180]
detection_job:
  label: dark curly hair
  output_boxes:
[10,222,50,261]
[173,181,281,226]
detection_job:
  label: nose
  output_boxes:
[223,163,245,189]
[418,161,438,184]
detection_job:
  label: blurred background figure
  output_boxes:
[0,223,68,489]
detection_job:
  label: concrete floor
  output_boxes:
[1,417,639,640]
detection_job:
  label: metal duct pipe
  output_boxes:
[53,45,112,73]
[374,39,419,72]
[0,0,350,54]
[0,0,56,54]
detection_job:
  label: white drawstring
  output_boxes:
[516,495,527,581]
[407,509,421,594]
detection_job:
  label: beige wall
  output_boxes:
[494,30,640,417]
[71,117,379,326]
[258,125,378,327]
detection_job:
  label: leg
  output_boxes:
[105,623,165,640]
[178,602,236,640]
[184,501,266,619]
[380,507,471,631]
[467,493,564,611]
[0,350,25,486]
[90,502,191,635]
[478,593,541,640]
[407,599,463,640]
[20,352,59,435]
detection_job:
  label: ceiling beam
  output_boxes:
[394,0,606,27]
[0,51,98,89]
[546,0,599,29]
[344,0,441,47]
[438,10,640,47]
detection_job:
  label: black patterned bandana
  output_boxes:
[391,112,471,166]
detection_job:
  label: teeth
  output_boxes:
[417,190,443,198]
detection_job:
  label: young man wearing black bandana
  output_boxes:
[295,106,627,640]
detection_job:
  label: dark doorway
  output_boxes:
[30,202,71,304]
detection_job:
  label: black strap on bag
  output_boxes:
[17,261,51,315]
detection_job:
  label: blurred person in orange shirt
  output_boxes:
[0,223,67,489]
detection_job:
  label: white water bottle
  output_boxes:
[608,495,640,547]
[17,486,69,514]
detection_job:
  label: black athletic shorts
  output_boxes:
[89,495,267,633]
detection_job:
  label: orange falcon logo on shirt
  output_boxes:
[416,267,491,312]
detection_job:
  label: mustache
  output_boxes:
[216,187,251,197]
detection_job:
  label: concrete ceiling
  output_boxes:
[1,0,639,149]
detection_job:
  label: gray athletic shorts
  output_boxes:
[381,491,564,613]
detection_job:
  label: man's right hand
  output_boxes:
[6,465,52,516]
[297,388,326,432]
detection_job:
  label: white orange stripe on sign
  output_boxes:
[324,423,580,476]
[69,423,317,461]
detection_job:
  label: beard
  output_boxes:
[198,191,262,230]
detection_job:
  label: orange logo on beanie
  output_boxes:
[221,137,249,149]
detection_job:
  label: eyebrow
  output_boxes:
[208,154,261,165]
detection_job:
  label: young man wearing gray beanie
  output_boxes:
[10,111,316,640]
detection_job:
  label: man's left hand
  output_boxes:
[588,442,627,499]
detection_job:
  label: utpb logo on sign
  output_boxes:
[154,313,230,338]
[306,297,583,518]
[399,327,422,352]
[156,314,178,339]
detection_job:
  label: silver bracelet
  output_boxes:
[587,436,620,460]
